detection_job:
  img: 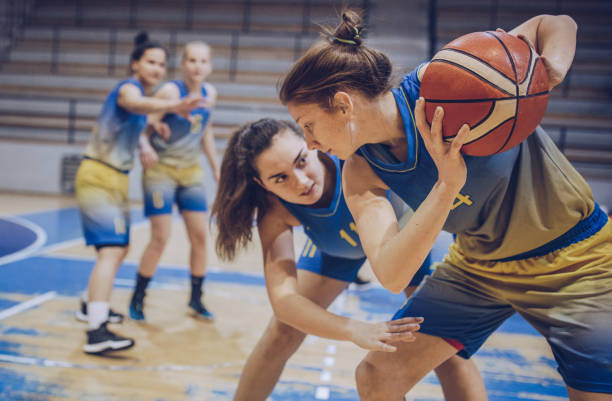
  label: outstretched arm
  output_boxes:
[259,198,421,352]
[117,82,207,117]
[508,14,577,90]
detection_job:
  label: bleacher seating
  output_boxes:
[0,0,610,175]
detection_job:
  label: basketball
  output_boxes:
[420,30,549,156]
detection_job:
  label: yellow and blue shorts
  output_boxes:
[142,162,207,216]
[393,208,612,393]
[75,158,130,247]
[297,239,431,285]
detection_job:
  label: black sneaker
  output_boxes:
[353,276,371,286]
[75,299,124,324]
[129,291,145,321]
[83,322,135,355]
[188,298,214,320]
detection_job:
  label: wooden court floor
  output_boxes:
[0,192,571,401]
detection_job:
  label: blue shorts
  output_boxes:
[297,238,431,285]
[142,163,207,216]
[75,159,130,247]
[393,218,612,393]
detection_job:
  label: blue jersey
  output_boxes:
[84,78,147,172]
[281,155,365,260]
[150,80,211,168]
[357,66,596,260]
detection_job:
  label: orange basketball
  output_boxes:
[420,31,549,156]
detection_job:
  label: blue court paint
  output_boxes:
[2,328,39,336]
[0,367,62,401]
[0,218,38,258]
[0,298,18,310]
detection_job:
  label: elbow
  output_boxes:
[542,14,577,34]
[375,270,406,294]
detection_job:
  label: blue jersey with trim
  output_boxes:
[83,78,147,171]
[150,80,211,167]
[357,67,520,234]
[281,155,365,260]
[357,66,595,260]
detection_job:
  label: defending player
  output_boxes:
[211,118,487,401]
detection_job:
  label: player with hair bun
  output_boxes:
[281,10,612,400]
[75,31,205,355]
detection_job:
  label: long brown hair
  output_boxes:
[211,118,304,260]
[279,9,392,109]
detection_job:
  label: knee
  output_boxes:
[149,231,169,250]
[188,228,207,249]
[356,359,380,400]
[267,320,306,355]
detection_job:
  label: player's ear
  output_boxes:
[332,91,353,116]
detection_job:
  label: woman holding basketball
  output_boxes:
[212,118,487,401]
[75,32,205,354]
[128,41,219,321]
[281,11,612,400]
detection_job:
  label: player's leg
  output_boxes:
[233,249,359,401]
[356,259,515,400]
[233,270,348,401]
[404,281,487,400]
[75,159,134,354]
[130,213,172,320]
[130,165,175,320]
[181,210,212,318]
[176,174,212,319]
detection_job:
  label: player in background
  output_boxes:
[281,10,612,400]
[129,41,219,321]
[212,118,487,401]
[75,32,205,354]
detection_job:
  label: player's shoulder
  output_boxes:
[343,153,388,191]
[261,194,300,227]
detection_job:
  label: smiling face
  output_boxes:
[287,98,355,160]
[254,128,326,205]
[182,43,212,84]
[132,48,167,88]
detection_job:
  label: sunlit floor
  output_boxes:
[0,192,570,401]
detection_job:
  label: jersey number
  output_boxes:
[339,222,358,247]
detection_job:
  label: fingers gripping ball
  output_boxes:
[420,31,549,156]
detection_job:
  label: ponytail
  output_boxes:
[211,118,303,260]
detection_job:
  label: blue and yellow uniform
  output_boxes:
[76,78,147,247]
[283,154,431,284]
[357,66,612,393]
[142,80,211,216]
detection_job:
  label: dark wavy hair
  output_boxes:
[211,118,304,260]
[129,31,168,72]
[279,8,393,110]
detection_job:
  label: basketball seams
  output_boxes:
[431,51,515,96]
[486,31,519,154]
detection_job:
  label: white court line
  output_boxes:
[315,386,330,400]
[0,215,47,266]
[0,291,57,321]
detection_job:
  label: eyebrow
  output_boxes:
[266,148,305,180]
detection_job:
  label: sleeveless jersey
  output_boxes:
[150,80,211,168]
[281,155,365,260]
[83,78,147,172]
[357,66,595,260]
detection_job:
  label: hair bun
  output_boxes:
[333,9,364,46]
[134,31,149,47]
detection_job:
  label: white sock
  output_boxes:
[88,302,109,329]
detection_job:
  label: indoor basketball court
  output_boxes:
[0,192,570,401]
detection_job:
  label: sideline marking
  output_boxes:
[0,291,57,321]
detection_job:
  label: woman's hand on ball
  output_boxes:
[415,98,468,194]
